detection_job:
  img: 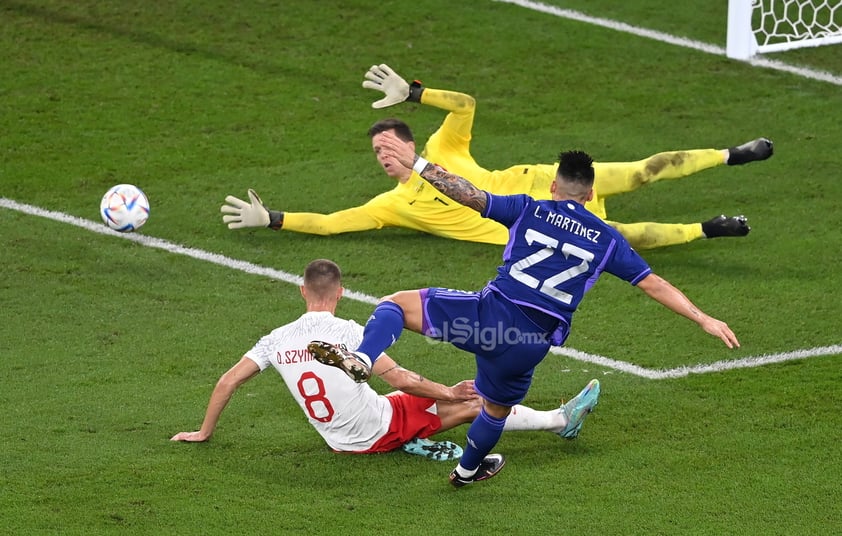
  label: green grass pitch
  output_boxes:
[2,1,841,534]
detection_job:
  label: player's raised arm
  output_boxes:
[636,273,740,349]
[362,64,423,109]
[361,63,474,115]
[377,131,488,213]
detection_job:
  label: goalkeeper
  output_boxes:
[221,64,773,249]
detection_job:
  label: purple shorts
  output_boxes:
[420,287,564,406]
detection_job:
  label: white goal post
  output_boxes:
[727,0,842,59]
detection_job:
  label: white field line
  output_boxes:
[2,197,839,378]
[495,0,842,87]
[0,198,381,304]
[549,344,842,379]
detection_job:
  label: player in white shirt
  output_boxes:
[172,259,590,458]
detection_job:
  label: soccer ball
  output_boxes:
[100,184,150,232]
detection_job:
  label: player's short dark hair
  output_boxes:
[368,118,415,142]
[303,259,341,297]
[557,150,595,187]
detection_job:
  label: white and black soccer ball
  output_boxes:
[100,184,150,232]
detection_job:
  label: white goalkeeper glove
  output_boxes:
[220,189,283,230]
[362,64,412,109]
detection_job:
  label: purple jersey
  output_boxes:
[483,193,651,325]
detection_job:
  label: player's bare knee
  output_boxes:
[483,400,512,419]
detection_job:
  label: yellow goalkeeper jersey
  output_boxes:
[283,87,724,247]
[419,88,608,218]
[282,174,510,244]
[419,87,723,229]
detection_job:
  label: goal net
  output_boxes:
[727,0,842,59]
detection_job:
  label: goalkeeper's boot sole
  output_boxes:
[307,341,371,383]
[728,138,773,165]
[558,379,601,439]
[702,215,751,238]
[449,454,506,488]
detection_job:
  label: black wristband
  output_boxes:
[268,210,284,230]
[407,80,425,102]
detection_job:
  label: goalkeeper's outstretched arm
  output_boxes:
[220,189,284,230]
[362,63,423,108]
[220,189,383,235]
[362,63,474,115]
[362,63,477,153]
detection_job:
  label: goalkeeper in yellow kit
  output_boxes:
[221,64,773,249]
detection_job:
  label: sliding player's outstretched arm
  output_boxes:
[171,357,261,442]
[372,354,477,402]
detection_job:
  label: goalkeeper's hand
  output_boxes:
[362,64,410,109]
[221,189,283,230]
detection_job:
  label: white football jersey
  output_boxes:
[245,311,393,451]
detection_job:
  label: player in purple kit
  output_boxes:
[309,132,740,488]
